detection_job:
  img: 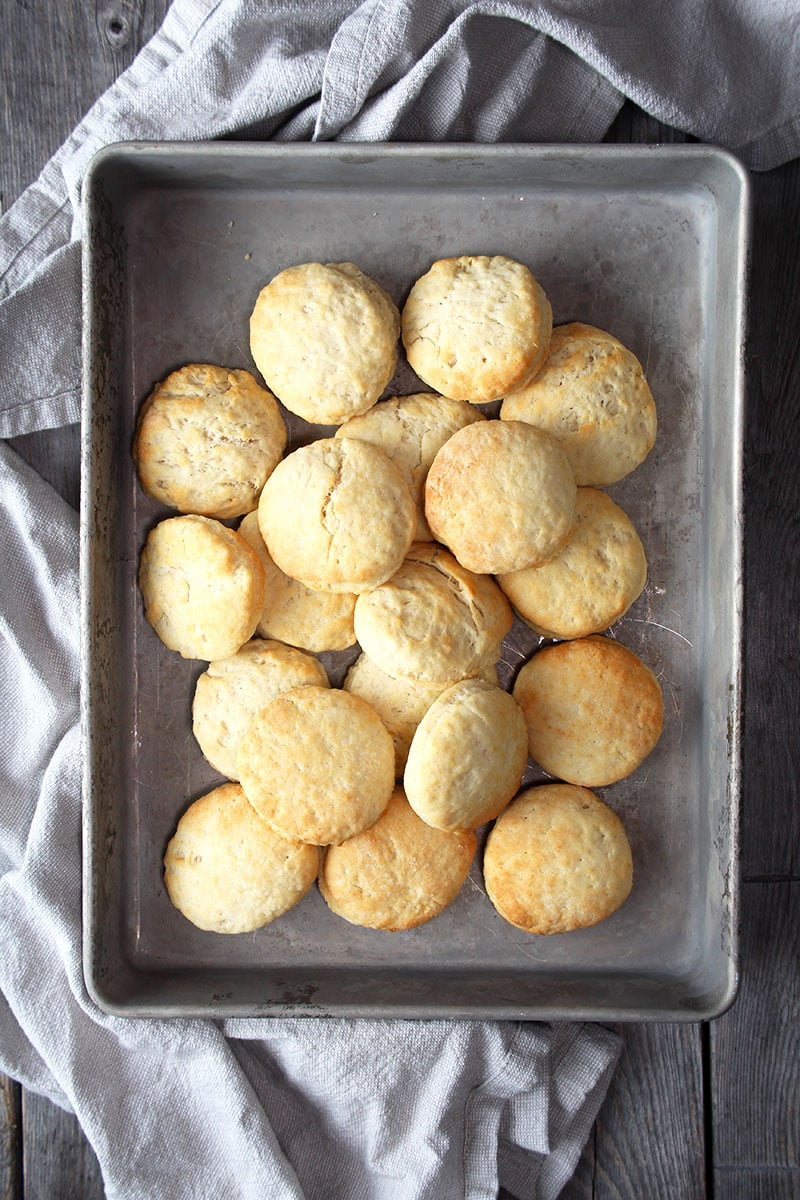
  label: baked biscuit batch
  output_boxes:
[135,254,662,940]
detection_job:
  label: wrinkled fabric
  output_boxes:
[1,0,795,1196]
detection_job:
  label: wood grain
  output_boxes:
[590,1024,705,1199]
[0,1076,22,1200]
[21,1094,104,1200]
[711,881,800,1169]
[740,154,800,879]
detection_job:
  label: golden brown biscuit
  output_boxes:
[319,788,476,930]
[483,784,633,934]
[335,392,484,540]
[258,438,416,594]
[497,487,647,639]
[404,679,529,831]
[249,261,400,424]
[163,783,319,933]
[192,638,329,780]
[401,255,552,402]
[343,653,500,776]
[513,635,664,787]
[138,514,264,661]
[133,364,286,519]
[424,419,577,574]
[238,512,357,652]
[236,686,395,846]
[500,322,657,486]
[352,541,512,685]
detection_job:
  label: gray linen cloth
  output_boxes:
[0,2,797,1198]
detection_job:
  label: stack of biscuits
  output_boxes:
[136,255,663,940]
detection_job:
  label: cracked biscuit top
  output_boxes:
[249,261,400,425]
[401,255,552,403]
[133,363,286,520]
[257,437,416,593]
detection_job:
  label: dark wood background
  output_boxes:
[1,2,798,1197]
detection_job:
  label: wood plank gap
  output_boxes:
[0,1075,23,1200]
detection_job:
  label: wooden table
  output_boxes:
[1,3,797,1197]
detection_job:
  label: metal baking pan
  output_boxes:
[81,142,748,1020]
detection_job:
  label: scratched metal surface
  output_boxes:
[81,143,747,1019]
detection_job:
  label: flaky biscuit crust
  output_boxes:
[163,783,319,933]
[401,255,552,402]
[497,487,647,639]
[319,789,476,930]
[236,686,395,846]
[500,322,657,486]
[404,679,529,831]
[513,635,664,787]
[238,512,357,652]
[258,438,416,593]
[138,514,264,661]
[352,541,512,685]
[335,391,484,540]
[192,638,329,780]
[484,784,633,934]
[133,364,286,519]
[424,419,577,574]
[249,261,400,424]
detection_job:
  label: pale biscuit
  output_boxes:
[335,392,484,540]
[138,514,264,661]
[424,419,577,574]
[512,635,664,787]
[133,364,286,519]
[192,638,329,780]
[238,512,357,652]
[249,261,400,425]
[500,322,657,486]
[236,686,395,846]
[352,541,513,685]
[401,255,552,402]
[483,784,633,934]
[318,788,476,930]
[404,679,529,831]
[497,487,647,639]
[343,653,500,776]
[258,438,416,594]
[163,782,319,933]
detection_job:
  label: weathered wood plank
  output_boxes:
[740,154,800,879]
[711,881,800,1170]
[715,1168,800,1200]
[21,1092,104,1200]
[0,1075,22,1200]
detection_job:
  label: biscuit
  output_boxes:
[512,635,664,787]
[500,322,657,486]
[258,438,416,594]
[163,782,319,933]
[133,364,286,519]
[318,788,476,930]
[352,541,512,685]
[497,488,647,639]
[404,679,529,831]
[249,261,400,425]
[335,392,484,540]
[343,653,500,776]
[424,419,577,574]
[236,686,395,846]
[192,638,329,780]
[401,255,552,402]
[483,784,633,934]
[238,512,357,652]
[138,514,264,661]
